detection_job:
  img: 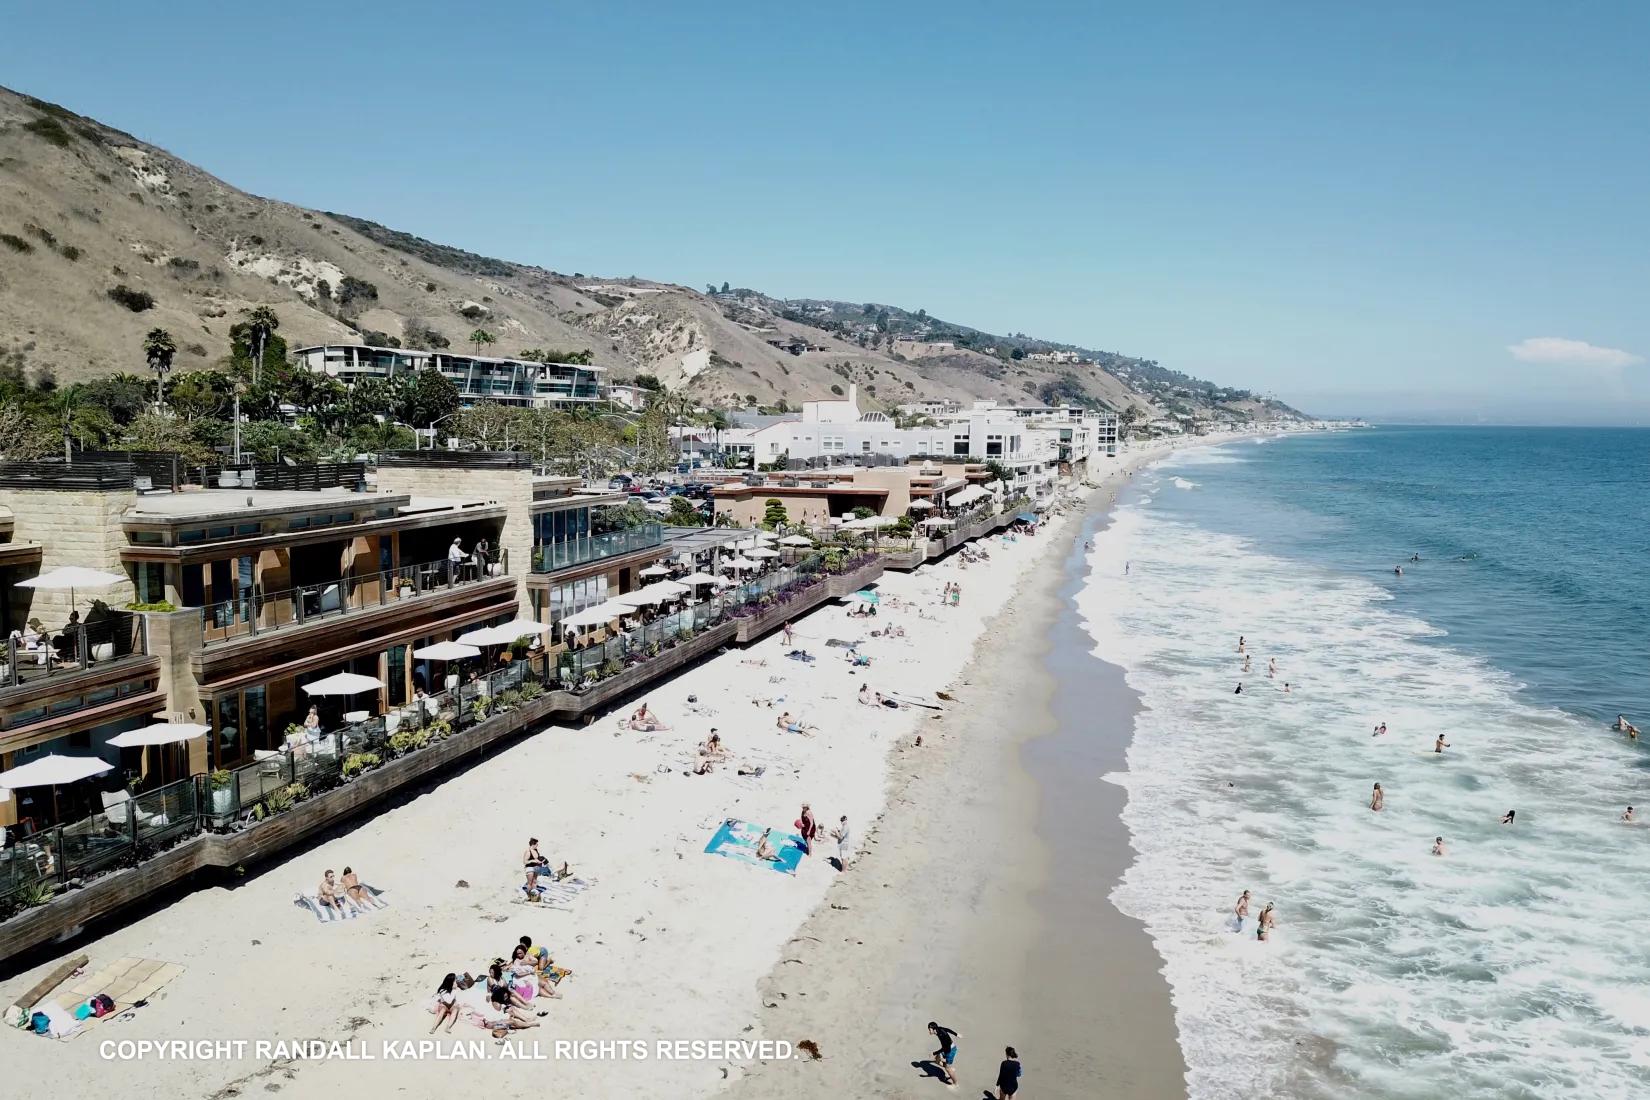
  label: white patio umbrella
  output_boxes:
[745,547,780,558]
[0,752,114,822]
[723,558,759,571]
[15,565,127,610]
[412,641,482,662]
[639,564,672,578]
[301,672,384,697]
[107,722,210,748]
[921,517,956,528]
[614,580,689,606]
[777,535,814,547]
[678,571,721,586]
[907,499,935,511]
[559,601,631,629]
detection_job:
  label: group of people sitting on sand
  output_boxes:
[624,701,669,732]
[430,934,572,1035]
[847,601,878,618]
[315,866,385,917]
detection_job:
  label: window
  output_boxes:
[132,562,167,604]
[861,440,873,453]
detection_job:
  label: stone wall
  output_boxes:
[0,487,137,625]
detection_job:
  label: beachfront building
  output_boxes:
[0,459,516,796]
[291,344,606,410]
[708,461,993,526]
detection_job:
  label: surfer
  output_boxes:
[1434,735,1450,754]
[1234,683,1244,695]
[1394,565,1403,576]
[1615,715,1640,739]
[1500,809,1516,825]
[1256,903,1276,942]
[1370,783,1384,811]
[1234,889,1251,930]
[1410,553,1420,562]
[1431,836,1447,856]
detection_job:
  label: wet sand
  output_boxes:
[727,457,1186,1099]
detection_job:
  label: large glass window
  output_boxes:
[244,686,267,752]
[387,645,408,707]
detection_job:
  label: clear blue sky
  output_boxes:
[7,2,1649,422]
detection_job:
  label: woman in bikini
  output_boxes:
[430,973,461,1033]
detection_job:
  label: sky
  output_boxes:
[5,1,1649,422]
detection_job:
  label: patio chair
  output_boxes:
[253,749,286,779]
[101,789,156,830]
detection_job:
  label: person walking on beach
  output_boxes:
[1257,903,1276,942]
[1234,889,1251,930]
[1434,735,1450,754]
[797,803,819,856]
[927,1021,960,1085]
[995,1046,1022,1098]
[782,621,794,646]
[831,815,852,869]
[1370,783,1384,812]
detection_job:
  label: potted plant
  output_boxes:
[396,578,415,599]
[209,769,234,814]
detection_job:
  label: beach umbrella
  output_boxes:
[907,499,935,511]
[412,641,481,662]
[850,590,880,605]
[640,564,672,578]
[723,558,759,571]
[921,517,956,528]
[301,672,383,697]
[107,722,209,748]
[678,571,721,586]
[15,565,127,610]
[745,547,780,559]
[0,753,114,823]
[777,535,814,547]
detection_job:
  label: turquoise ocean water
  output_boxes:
[1079,427,1650,1099]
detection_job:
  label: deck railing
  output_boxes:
[531,524,663,573]
[0,612,148,691]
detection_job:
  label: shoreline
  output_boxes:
[725,439,1215,1099]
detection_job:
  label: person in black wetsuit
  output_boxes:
[927,1021,960,1085]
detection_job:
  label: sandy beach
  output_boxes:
[1,440,1210,1099]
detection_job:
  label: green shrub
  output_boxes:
[342,752,382,778]
[387,727,431,756]
[25,224,56,247]
[58,244,82,261]
[517,680,544,702]
[209,769,233,791]
[1,233,33,254]
[126,600,179,612]
[262,782,307,815]
[107,284,155,312]
[601,658,623,679]
[426,718,454,740]
[496,689,523,710]
[23,115,75,147]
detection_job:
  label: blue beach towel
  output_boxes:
[704,818,805,875]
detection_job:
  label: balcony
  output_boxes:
[0,612,148,691]
[199,554,508,648]
[531,524,664,573]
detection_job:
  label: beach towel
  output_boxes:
[704,818,805,876]
[294,885,389,922]
[46,957,184,1039]
[517,875,595,908]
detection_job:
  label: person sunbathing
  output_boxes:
[317,869,349,917]
[628,701,668,731]
[699,730,725,756]
[487,984,542,1031]
[340,866,385,910]
[509,945,561,998]
[487,962,536,1010]
[775,712,814,735]
[754,828,781,862]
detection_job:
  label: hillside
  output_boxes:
[0,85,1302,422]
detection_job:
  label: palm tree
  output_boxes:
[469,329,496,358]
[243,305,280,384]
[143,328,176,410]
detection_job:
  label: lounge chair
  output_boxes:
[101,789,156,830]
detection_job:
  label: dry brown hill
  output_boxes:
[0,84,1282,421]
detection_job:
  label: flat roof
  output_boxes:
[294,345,606,372]
[124,488,406,523]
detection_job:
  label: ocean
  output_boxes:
[1079,427,1650,1100]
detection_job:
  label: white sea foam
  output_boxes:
[1078,504,1650,1100]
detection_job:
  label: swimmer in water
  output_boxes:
[1434,735,1450,754]
[1234,683,1244,695]
[1394,565,1403,576]
[1256,903,1275,942]
[1243,654,1252,673]
[1267,658,1277,679]
[1432,836,1446,856]
[1501,809,1516,825]
[1624,806,1636,823]
[1372,722,1388,737]
[1234,889,1251,929]
[1238,635,1246,654]
[1284,682,1292,694]
[1370,783,1384,811]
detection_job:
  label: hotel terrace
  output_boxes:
[291,344,606,409]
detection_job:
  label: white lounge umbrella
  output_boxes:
[107,722,210,748]
[559,601,631,629]
[860,515,898,528]
[921,517,956,528]
[639,564,672,578]
[678,571,721,586]
[0,753,114,822]
[723,558,759,571]
[777,535,814,547]
[614,580,689,606]
[15,565,127,610]
[412,641,481,661]
[907,499,935,511]
[745,547,780,558]
[302,672,384,697]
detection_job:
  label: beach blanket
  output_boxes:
[47,957,184,1039]
[294,884,389,922]
[517,875,595,908]
[704,818,805,875]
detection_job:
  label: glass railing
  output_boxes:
[200,553,509,647]
[532,524,664,573]
[0,612,148,690]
